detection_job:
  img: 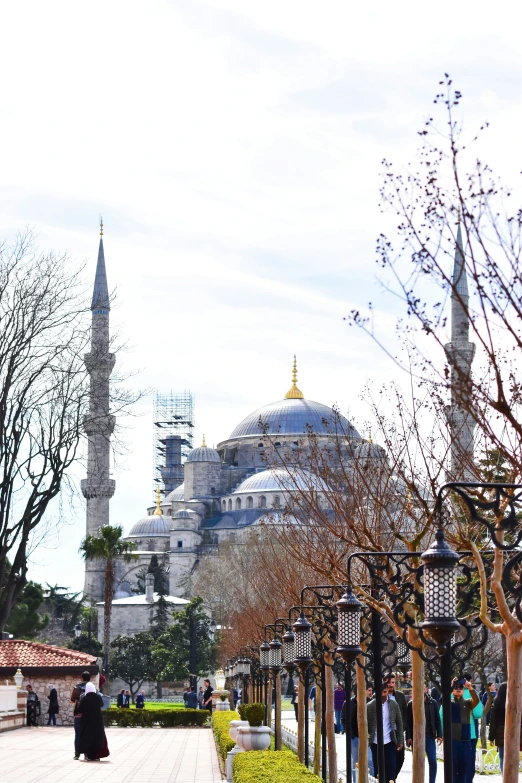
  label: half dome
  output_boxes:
[165,483,184,502]
[233,467,325,494]
[227,398,359,441]
[128,514,171,538]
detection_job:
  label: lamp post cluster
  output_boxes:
[228,481,522,783]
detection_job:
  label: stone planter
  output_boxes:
[226,721,249,781]
[215,699,230,711]
[236,725,271,752]
[229,719,249,742]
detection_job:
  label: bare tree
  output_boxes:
[348,75,522,783]
[0,231,136,631]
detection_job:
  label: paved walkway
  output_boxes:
[0,726,222,783]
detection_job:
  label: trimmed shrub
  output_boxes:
[212,709,240,761]
[239,702,265,726]
[233,750,323,782]
[102,708,209,728]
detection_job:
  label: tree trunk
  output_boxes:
[409,631,425,783]
[503,630,522,783]
[324,660,338,783]
[313,680,322,777]
[356,660,368,783]
[298,676,305,763]
[103,557,114,689]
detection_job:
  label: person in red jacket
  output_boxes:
[334,682,346,734]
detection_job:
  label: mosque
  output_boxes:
[82,222,475,626]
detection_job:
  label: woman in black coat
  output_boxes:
[79,683,110,761]
[46,686,59,726]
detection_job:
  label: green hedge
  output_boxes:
[212,710,240,761]
[233,751,323,783]
[102,707,209,727]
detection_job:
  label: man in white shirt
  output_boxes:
[367,683,404,782]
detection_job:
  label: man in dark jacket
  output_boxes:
[367,682,404,783]
[384,674,407,776]
[185,687,199,709]
[406,685,442,783]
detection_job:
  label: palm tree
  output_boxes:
[80,525,137,677]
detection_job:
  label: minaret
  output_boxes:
[444,219,476,479]
[82,220,116,600]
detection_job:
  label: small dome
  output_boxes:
[354,440,387,460]
[128,514,171,538]
[165,483,184,502]
[172,509,192,520]
[233,468,325,494]
[186,437,221,463]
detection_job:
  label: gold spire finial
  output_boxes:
[100,216,103,238]
[285,355,304,400]
[153,486,163,516]
[367,428,373,444]
[201,434,207,447]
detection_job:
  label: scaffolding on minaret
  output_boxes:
[153,391,194,499]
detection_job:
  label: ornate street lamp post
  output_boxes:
[293,613,313,767]
[336,587,363,783]
[269,636,283,750]
[259,641,270,726]
[421,527,460,783]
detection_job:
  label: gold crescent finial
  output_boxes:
[368,428,373,444]
[285,355,304,400]
[154,486,163,516]
[100,216,103,238]
[201,434,207,447]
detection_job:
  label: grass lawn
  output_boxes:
[142,702,186,710]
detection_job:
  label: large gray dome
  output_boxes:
[228,398,360,441]
[165,483,184,502]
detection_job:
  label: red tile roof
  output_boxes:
[0,640,97,668]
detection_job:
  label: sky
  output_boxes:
[1,0,521,592]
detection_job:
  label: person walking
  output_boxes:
[78,683,110,761]
[291,685,299,721]
[185,687,199,709]
[481,682,497,725]
[46,685,59,726]
[202,678,213,712]
[406,684,442,783]
[26,685,40,727]
[367,682,404,783]
[461,671,483,783]
[334,682,346,734]
[385,674,407,776]
[116,689,125,708]
[198,687,205,709]
[489,683,506,773]
[124,690,131,707]
[135,692,145,709]
[440,677,479,783]
[70,671,92,759]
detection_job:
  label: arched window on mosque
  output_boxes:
[259,495,266,508]
[258,442,264,448]
[247,496,253,509]
[273,496,281,508]
[222,500,226,511]
[228,499,232,511]
[147,539,155,551]
[275,441,281,447]
[236,498,241,510]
